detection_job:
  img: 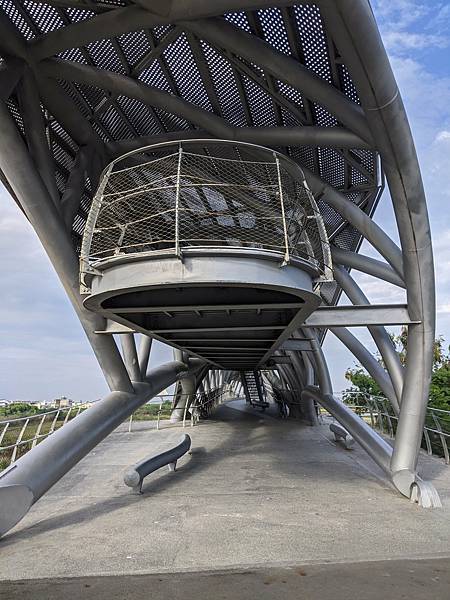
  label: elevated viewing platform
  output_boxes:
[80,140,331,370]
[1,401,450,598]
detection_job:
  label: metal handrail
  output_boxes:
[331,392,450,464]
[80,140,333,293]
[0,405,83,468]
[186,388,225,427]
[126,388,226,432]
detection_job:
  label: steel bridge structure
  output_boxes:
[0,0,441,536]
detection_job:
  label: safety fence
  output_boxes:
[80,140,332,292]
[192,387,227,421]
[0,387,226,471]
[0,406,84,470]
[332,392,450,464]
[127,387,227,432]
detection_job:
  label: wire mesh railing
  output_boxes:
[331,392,450,464]
[0,406,84,470]
[126,387,227,432]
[0,387,228,471]
[80,140,332,291]
[190,387,226,425]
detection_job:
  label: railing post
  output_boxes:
[431,411,450,464]
[175,143,183,258]
[32,414,47,449]
[49,410,60,434]
[423,428,433,456]
[11,419,29,463]
[274,154,290,266]
[0,422,10,447]
[63,407,72,425]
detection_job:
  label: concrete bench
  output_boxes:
[330,423,355,450]
[123,433,191,494]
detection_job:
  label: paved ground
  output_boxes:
[2,557,450,600]
[1,400,450,596]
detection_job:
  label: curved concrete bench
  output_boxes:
[123,434,191,494]
[330,423,355,450]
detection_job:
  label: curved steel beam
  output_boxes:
[304,167,404,278]
[39,59,370,150]
[331,245,405,288]
[39,58,237,137]
[31,2,295,61]
[106,127,369,154]
[182,17,373,144]
[333,264,404,406]
[320,0,435,489]
[329,327,398,413]
[36,75,100,148]
[17,70,61,210]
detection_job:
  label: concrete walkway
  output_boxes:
[1,400,450,595]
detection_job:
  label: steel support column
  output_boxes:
[320,1,436,496]
[0,102,132,394]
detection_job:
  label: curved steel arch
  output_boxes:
[0,0,441,536]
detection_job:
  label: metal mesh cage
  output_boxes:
[80,140,332,289]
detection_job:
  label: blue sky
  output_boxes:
[1,0,449,401]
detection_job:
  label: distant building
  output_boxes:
[54,397,73,409]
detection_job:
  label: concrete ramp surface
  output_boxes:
[1,403,450,598]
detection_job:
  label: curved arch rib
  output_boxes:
[320,0,435,494]
[304,167,404,278]
[182,17,373,144]
[331,246,405,289]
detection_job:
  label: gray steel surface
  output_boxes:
[0,0,441,529]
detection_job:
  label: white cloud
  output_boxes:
[435,130,450,142]
[373,0,430,28]
[383,31,449,51]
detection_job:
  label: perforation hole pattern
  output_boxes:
[2,2,378,281]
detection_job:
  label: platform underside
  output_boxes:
[85,253,321,368]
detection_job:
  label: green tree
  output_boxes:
[344,327,450,411]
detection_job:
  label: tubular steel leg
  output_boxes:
[301,335,395,477]
[333,265,404,407]
[121,333,142,382]
[303,386,392,475]
[138,335,152,379]
[330,327,398,414]
[0,103,132,394]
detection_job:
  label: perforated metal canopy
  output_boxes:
[0,0,382,307]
